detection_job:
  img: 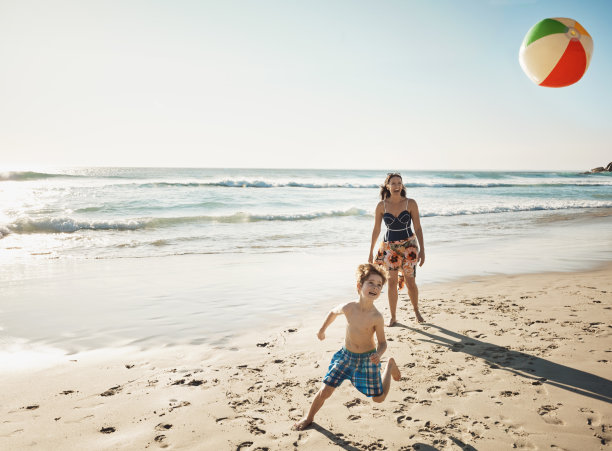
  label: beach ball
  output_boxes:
[519,18,593,87]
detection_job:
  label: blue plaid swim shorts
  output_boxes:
[323,347,383,397]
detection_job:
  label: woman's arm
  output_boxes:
[409,199,425,266]
[368,202,384,263]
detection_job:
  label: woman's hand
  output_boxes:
[418,249,425,266]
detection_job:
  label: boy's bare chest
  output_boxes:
[346,313,376,333]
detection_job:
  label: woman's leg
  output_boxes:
[405,276,424,323]
[387,270,399,326]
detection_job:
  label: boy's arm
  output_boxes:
[370,314,387,364]
[368,202,384,263]
[317,303,346,340]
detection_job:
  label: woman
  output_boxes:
[368,173,425,325]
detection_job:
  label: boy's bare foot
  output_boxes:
[387,317,397,327]
[293,417,313,431]
[389,358,402,381]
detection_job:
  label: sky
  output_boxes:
[1,0,611,171]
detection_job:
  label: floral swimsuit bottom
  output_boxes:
[375,235,419,278]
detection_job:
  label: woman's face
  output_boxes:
[387,176,403,194]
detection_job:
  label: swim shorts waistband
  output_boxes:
[342,347,376,357]
[384,235,418,244]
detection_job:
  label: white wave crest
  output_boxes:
[0,208,369,236]
[6,217,146,234]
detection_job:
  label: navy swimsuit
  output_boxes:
[375,198,419,277]
[383,199,413,242]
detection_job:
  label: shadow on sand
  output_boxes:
[308,423,366,451]
[403,324,612,404]
[310,422,442,450]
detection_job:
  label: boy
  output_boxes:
[293,263,401,430]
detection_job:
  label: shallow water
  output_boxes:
[1,168,612,353]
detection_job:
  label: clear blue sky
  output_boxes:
[1,0,610,170]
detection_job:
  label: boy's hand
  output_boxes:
[317,330,325,341]
[370,352,380,364]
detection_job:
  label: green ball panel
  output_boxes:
[522,19,568,48]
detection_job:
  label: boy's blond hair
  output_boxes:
[356,263,388,286]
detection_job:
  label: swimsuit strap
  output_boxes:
[405,199,410,235]
[383,200,388,241]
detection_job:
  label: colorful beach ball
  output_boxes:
[519,18,593,87]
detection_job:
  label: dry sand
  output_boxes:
[1,264,611,450]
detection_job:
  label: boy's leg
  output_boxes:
[405,276,424,323]
[387,270,399,326]
[372,358,401,403]
[293,383,336,430]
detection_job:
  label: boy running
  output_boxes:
[293,263,401,430]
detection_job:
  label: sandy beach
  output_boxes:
[2,263,610,450]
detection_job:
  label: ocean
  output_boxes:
[1,167,612,354]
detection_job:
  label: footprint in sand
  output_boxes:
[236,441,254,451]
[100,426,116,434]
[155,423,173,431]
[512,438,536,449]
[596,424,612,445]
[537,405,564,425]
[168,400,191,412]
[100,385,122,397]
[229,398,250,411]
[154,434,170,448]
[446,381,467,397]
[579,408,602,427]
[500,391,519,397]
[344,398,363,408]
[444,408,456,417]
[247,381,263,392]
[396,415,413,424]
[247,417,266,435]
